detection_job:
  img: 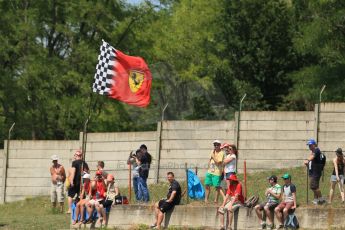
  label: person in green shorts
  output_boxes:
[205,140,225,203]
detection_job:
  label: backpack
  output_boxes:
[243,195,259,216]
[320,152,326,170]
[284,213,299,229]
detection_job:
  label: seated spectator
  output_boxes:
[97,160,108,180]
[254,175,282,230]
[218,174,244,230]
[329,148,345,203]
[85,170,107,225]
[72,173,91,226]
[274,173,297,229]
[150,172,181,230]
[103,174,120,209]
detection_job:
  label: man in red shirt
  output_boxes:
[218,174,244,230]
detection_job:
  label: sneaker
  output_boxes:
[150,223,157,229]
[318,198,326,204]
[218,207,225,214]
[258,222,266,229]
[275,224,284,229]
[267,224,274,230]
[312,199,318,205]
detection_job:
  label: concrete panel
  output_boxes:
[317,142,345,152]
[320,113,345,123]
[238,140,308,150]
[239,120,314,131]
[86,141,156,152]
[162,139,229,150]
[10,140,79,150]
[8,149,73,159]
[160,149,217,159]
[239,130,314,140]
[321,102,345,112]
[320,122,345,132]
[319,131,345,142]
[0,150,4,158]
[87,131,156,142]
[161,129,234,140]
[7,178,51,187]
[240,111,314,121]
[240,149,308,160]
[163,120,234,130]
[8,159,68,169]
[6,186,49,196]
[8,168,50,178]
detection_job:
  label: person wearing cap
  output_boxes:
[50,155,66,213]
[222,143,238,190]
[84,170,107,225]
[274,173,297,229]
[73,173,91,226]
[97,161,108,180]
[329,148,345,203]
[67,150,89,214]
[205,140,225,203]
[254,175,281,230]
[218,174,244,230]
[304,139,325,204]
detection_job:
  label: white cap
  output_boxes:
[83,173,91,179]
[213,140,221,144]
[51,155,59,161]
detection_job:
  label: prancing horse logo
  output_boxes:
[129,70,144,93]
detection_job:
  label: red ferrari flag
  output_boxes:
[93,40,152,107]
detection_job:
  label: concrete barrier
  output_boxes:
[106,205,345,229]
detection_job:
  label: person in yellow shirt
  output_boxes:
[204,140,225,203]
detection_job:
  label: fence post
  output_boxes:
[155,121,162,184]
[185,162,189,204]
[128,163,132,203]
[2,123,15,204]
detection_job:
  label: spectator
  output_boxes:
[274,173,297,229]
[73,173,91,226]
[222,143,238,190]
[254,175,281,230]
[103,174,120,209]
[97,161,108,180]
[49,155,66,213]
[137,144,152,202]
[304,139,326,204]
[150,172,181,230]
[329,148,345,203]
[218,174,244,230]
[127,149,141,201]
[85,170,107,225]
[205,140,225,203]
[67,150,89,214]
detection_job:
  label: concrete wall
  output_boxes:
[107,205,344,229]
[238,111,315,172]
[4,140,79,202]
[0,149,3,202]
[159,120,234,181]
[85,131,157,186]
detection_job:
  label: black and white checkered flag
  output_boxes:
[93,40,117,95]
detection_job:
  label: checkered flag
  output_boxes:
[92,40,116,95]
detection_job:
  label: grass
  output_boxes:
[0,162,342,229]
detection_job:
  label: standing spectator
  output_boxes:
[127,149,141,201]
[50,155,66,213]
[150,172,181,230]
[137,144,152,202]
[304,139,326,204]
[222,143,238,190]
[329,148,345,203]
[97,161,108,180]
[254,175,281,230]
[67,150,89,214]
[205,140,225,203]
[274,173,297,229]
[218,174,244,230]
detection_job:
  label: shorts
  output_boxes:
[276,202,294,211]
[225,172,236,180]
[68,184,80,198]
[224,201,242,212]
[205,173,222,187]
[257,202,279,211]
[88,199,104,206]
[331,174,344,183]
[51,182,65,203]
[158,199,175,213]
[309,176,320,190]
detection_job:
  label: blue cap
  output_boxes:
[307,139,316,146]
